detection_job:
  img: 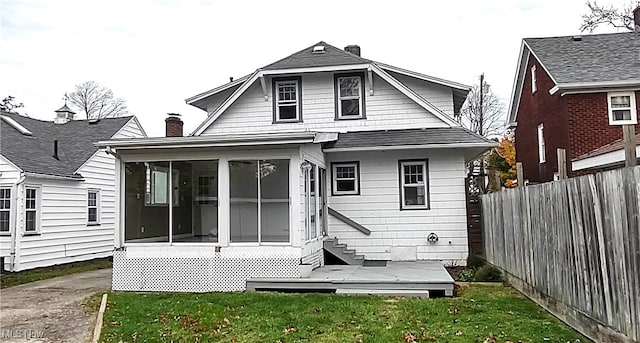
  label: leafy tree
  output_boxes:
[0,96,24,113]
[68,81,128,119]
[485,136,517,191]
[580,1,640,32]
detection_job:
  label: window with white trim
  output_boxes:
[332,162,359,195]
[335,74,364,119]
[531,65,537,93]
[399,160,429,210]
[0,188,10,232]
[273,77,302,123]
[25,186,39,232]
[538,124,546,163]
[607,92,638,125]
[87,189,100,225]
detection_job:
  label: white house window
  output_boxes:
[273,77,302,123]
[531,65,537,93]
[0,188,10,232]
[607,92,637,125]
[87,189,100,225]
[335,74,365,119]
[332,162,359,195]
[399,160,429,210]
[25,186,39,232]
[538,124,546,164]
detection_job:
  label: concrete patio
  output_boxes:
[246,261,454,297]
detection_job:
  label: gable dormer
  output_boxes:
[187,42,469,136]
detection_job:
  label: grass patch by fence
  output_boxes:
[98,285,586,343]
[0,257,112,289]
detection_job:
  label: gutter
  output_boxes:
[550,81,640,95]
[323,142,498,153]
[9,172,26,272]
[23,172,84,181]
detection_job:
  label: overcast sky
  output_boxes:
[0,0,626,137]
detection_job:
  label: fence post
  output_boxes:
[557,148,567,179]
[623,125,637,167]
[516,162,524,187]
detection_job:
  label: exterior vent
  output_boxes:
[571,35,582,41]
[0,115,32,135]
[312,45,325,54]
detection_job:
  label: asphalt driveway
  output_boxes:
[0,268,112,343]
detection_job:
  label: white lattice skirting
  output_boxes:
[112,249,301,292]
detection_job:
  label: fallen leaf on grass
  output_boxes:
[283,326,298,334]
[404,332,417,342]
[455,330,463,336]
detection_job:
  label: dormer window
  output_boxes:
[335,73,365,120]
[272,77,302,123]
[607,92,637,125]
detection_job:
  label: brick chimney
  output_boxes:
[165,113,183,137]
[634,6,640,32]
[344,45,361,56]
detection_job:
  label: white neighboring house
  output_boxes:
[0,106,146,272]
[97,42,496,292]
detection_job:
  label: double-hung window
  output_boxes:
[335,73,365,119]
[0,188,10,232]
[87,189,100,225]
[273,77,302,123]
[332,162,359,195]
[607,92,637,125]
[25,186,39,232]
[399,160,429,210]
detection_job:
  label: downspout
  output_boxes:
[9,172,26,272]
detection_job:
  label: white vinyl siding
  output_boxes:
[112,117,147,139]
[201,72,450,135]
[387,72,455,116]
[327,149,468,261]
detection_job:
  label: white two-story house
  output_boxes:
[98,42,495,292]
[0,106,146,271]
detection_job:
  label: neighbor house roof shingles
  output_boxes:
[525,32,640,84]
[0,111,132,178]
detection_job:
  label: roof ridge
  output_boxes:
[524,31,638,40]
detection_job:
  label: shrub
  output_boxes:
[458,268,475,282]
[466,254,486,269]
[473,265,503,282]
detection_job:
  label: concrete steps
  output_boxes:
[323,238,364,265]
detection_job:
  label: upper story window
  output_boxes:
[0,188,10,232]
[272,77,302,123]
[537,123,546,164]
[335,73,365,120]
[531,65,537,93]
[607,92,637,125]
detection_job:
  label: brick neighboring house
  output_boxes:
[507,14,640,183]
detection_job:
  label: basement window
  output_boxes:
[273,77,302,123]
[607,92,637,125]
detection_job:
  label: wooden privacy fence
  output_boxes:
[482,166,640,343]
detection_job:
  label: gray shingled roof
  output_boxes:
[525,32,640,84]
[262,41,371,70]
[323,128,494,150]
[0,111,132,178]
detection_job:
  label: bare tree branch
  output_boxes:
[456,83,506,138]
[580,0,639,32]
[68,81,128,119]
[0,96,24,113]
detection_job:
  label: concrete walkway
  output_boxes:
[0,269,112,343]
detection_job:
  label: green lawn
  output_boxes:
[0,257,112,289]
[99,285,586,343]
